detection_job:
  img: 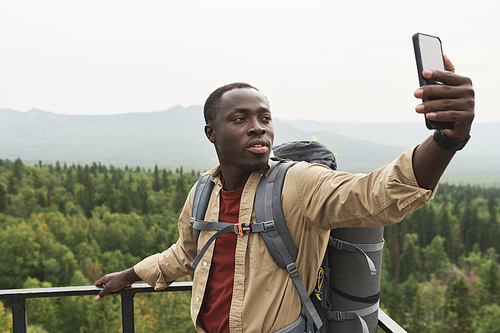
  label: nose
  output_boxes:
[247,119,266,136]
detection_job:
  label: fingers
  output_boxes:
[95,280,127,300]
[414,65,475,140]
[415,93,474,128]
[94,268,140,301]
[94,274,118,301]
[421,69,472,87]
[415,84,473,101]
[95,283,109,301]
[95,276,105,286]
[443,55,455,73]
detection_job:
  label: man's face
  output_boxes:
[205,88,275,175]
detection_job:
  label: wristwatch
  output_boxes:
[432,129,470,151]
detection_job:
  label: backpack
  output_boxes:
[190,141,383,333]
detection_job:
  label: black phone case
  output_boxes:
[412,33,454,130]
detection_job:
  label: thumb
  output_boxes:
[95,285,108,301]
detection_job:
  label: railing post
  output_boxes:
[12,298,27,333]
[121,293,135,333]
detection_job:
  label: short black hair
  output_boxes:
[203,82,259,124]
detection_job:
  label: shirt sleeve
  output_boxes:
[134,186,197,290]
[291,146,437,230]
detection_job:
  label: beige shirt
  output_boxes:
[134,147,436,332]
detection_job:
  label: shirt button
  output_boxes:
[203,261,208,267]
[196,297,200,302]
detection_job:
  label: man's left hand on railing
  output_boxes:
[94,267,141,300]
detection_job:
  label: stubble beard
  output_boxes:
[241,162,268,173]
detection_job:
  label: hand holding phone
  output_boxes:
[412,33,454,130]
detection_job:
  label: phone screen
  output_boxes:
[413,33,453,130]
[418,34,445,71]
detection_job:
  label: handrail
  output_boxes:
[0,282,406,333]
[0,282,191,333]
[0,282,192,300]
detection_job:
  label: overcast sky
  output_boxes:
[1,0,498,123]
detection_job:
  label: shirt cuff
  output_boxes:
[134,253,169,291]
[387,147,438,212]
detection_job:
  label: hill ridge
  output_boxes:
[1,107,497,182]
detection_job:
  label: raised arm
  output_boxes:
[412,55,475,189]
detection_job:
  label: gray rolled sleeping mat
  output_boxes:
[273,141,384,333]
[326,227,384,333]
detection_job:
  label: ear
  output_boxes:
[205,125,216,143]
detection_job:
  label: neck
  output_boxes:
[220,167,251,191]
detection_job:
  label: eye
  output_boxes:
[262,115,272,122]
[232,116,245,123]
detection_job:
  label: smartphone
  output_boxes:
[412,33,454,130]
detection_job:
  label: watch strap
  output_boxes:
[432,129,470,151]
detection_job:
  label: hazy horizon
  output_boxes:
[2,0,498,124]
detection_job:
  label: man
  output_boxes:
[95,56,474,332]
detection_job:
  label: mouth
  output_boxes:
[247,139,270,154]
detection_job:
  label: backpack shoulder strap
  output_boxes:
[255,161,298,267]
[191,174,214,244]
[255,161,323,332]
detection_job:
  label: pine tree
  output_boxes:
[7,177,17,195]
[111,168,123,189]
[102,173,117,212]
[419,275,447,331]
[421,235,450,278]
[174,172,187,214]
[0,184,6,213]
[118,183,131,214]
[400,233,421,282]
[445,277,475,333]
[138,178,149,215]
[82,167,95,218]
[55,161,62,174]
[152,164,161,192]
[486,196,499,253]
[76,165,84,184]
[478,259,500,305]
[36,190,46,208]
[409,291,426,333]
[13,158,24,180]
[64,168,74,193]
[162,169,169,190]
[90,162,98,175]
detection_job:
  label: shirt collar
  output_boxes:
[201,159,273,185]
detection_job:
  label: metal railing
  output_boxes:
[0,282,406,332]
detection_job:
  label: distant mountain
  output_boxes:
[0,107,496,181]
[284,119,498,175]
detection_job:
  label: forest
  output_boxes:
[0,158,499,332]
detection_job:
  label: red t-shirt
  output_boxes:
[198,185,243,333]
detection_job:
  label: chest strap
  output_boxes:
[190,219,276,269]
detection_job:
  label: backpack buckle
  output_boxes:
[262,220,276,231]
[332,311,343,322]
[234,223,251,236]
[332,239,343,250]
[286,263,299,278]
